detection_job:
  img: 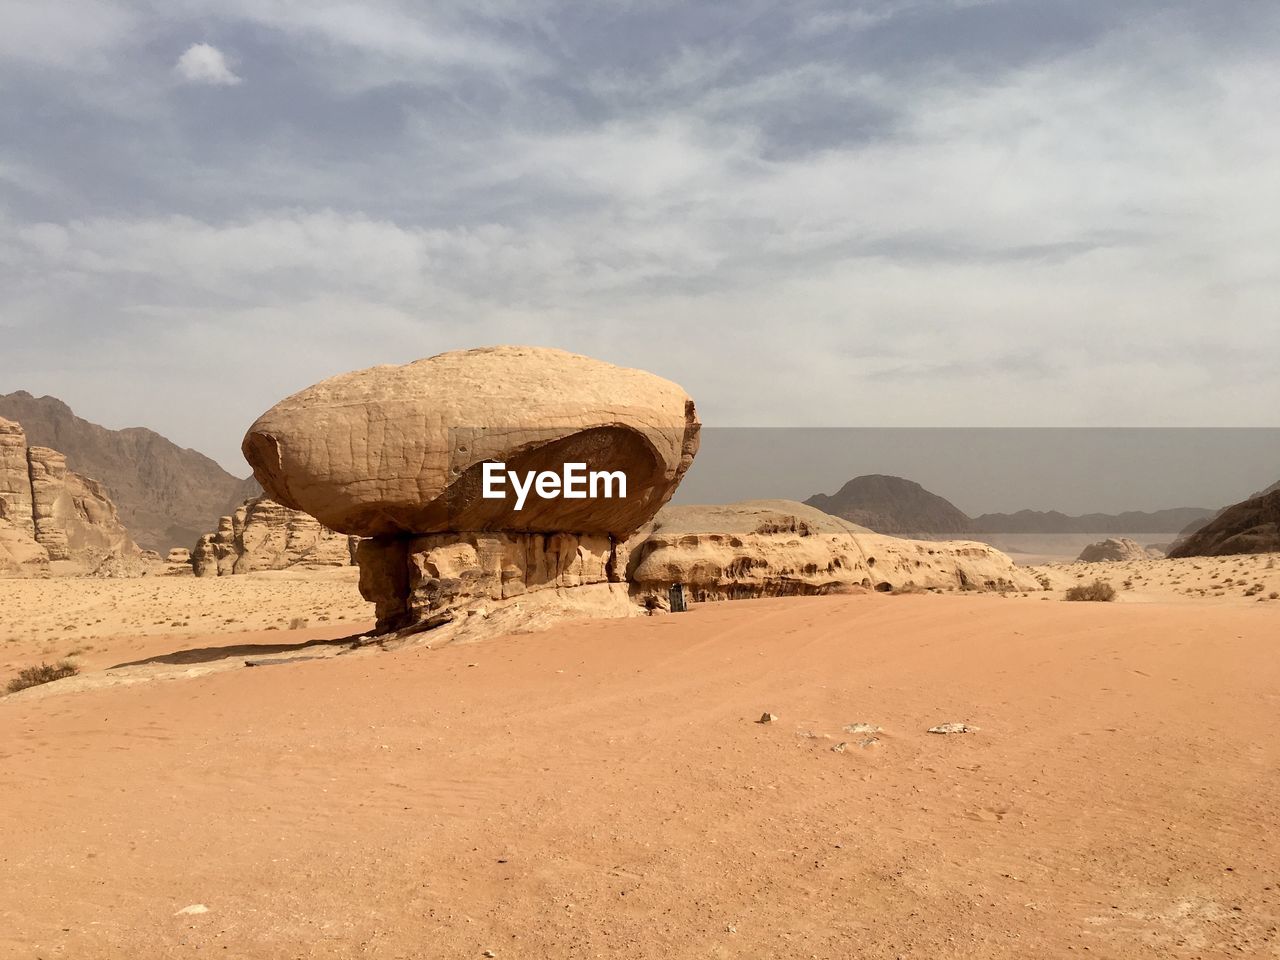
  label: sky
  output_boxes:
[2,0,1278,477]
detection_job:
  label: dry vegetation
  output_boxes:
[6,660,79,694]
[1064,580,1116,602]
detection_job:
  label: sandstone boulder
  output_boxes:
[1076,537,1153,562]
[242,346,700,539]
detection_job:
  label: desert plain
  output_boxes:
[2,554,1278,960]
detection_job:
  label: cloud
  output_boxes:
[175,43,242,86]
[1,0,1278,470]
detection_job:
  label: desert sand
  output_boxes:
[2,569,1278,959]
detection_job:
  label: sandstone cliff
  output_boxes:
[192,496,359,577]
[0,417,141,576]
[0,391,260,551]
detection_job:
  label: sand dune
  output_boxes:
[2,578,1278,958]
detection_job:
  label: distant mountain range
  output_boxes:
[969,507,1215,534]
[0,391,259,552]
[805,474,1229,538]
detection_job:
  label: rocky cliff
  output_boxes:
[0,391,259,552]
[1168,490,1280,558]
[0,416,141,575]
[192,496,358,577]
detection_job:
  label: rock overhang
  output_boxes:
[242,346,701,540]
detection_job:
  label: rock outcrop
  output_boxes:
[1168,490,1280,558]
[0,417,141,575]
[244,349,1035,639]
[805,475,972,536]
[0,390,260,551]
[625,501,1040,603]
[192,496,360,577]
[1076,537,1156,563]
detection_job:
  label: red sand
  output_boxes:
[2,593,1278,958]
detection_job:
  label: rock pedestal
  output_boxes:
[357,532,617,632]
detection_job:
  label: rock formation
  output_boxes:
[1076,537,1157,562]
[1168,490,1280,558]
[805,475,972,536]
[243,348,1041,640]
[0,416,141,575]
[0,390,260,551]
[243,346,699,539]
[243,347,700,631]
[626,501,1040,602]
[192,496,359,577]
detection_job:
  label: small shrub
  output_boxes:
[1064,580,1117,602]
[7,661,79,694]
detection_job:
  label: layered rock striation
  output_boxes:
[192,496,359,577]
[0,417,141,575]
[626,501,1040,602]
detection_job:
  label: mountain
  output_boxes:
[1173,478,1280,540]
[971,507,1214,534]
[804,475,971,536]
[804,473,1222,538]
[0,391,259,552]
[1168,489,1280,558]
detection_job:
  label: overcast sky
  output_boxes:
[2,0,1277,475]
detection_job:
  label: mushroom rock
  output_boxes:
[243,347,700,632]
[243,346,699,539]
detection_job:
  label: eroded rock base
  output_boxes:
[358,531,618,632]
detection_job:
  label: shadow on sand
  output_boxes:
[108,634,363,670]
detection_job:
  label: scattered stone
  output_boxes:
[173,904,208,916]
[928,722,978,734]
[842,722,882,734]
[832,742,848,753]
[757,713,779,724]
